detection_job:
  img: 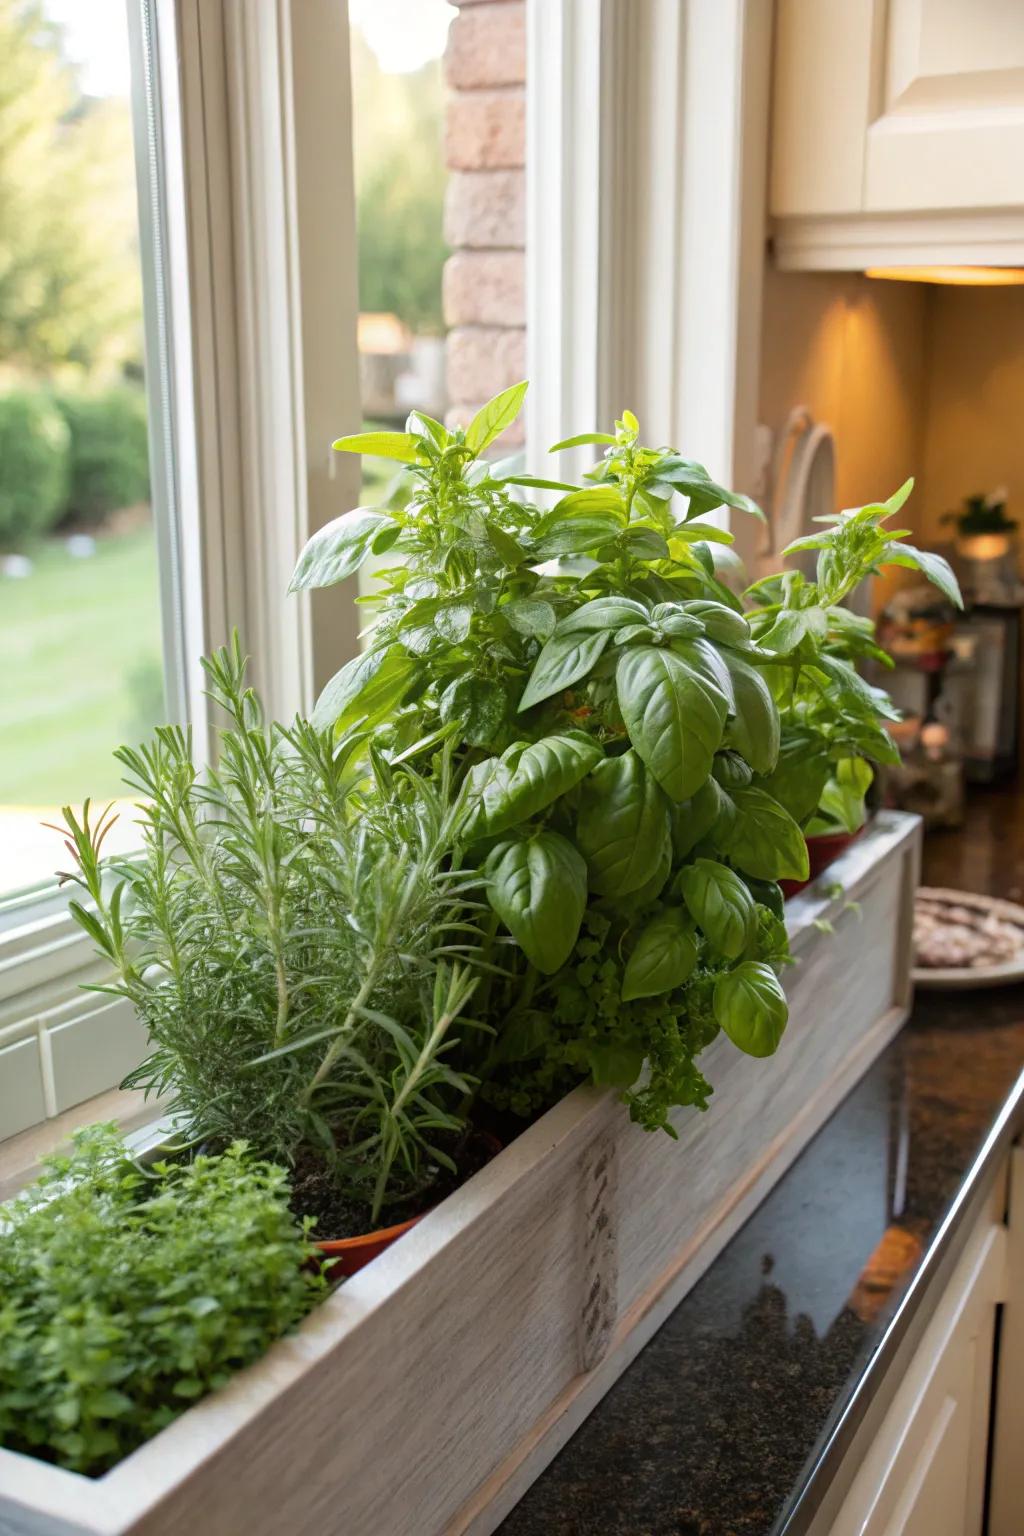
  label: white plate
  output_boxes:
[913,886,1024,989]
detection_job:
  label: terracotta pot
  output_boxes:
[780,827,862,900]
[315,1131,502,1279]
[317,1213,422,1279]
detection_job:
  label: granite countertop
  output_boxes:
[497,984,1024,1536]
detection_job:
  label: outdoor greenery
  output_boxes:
[0,526,163,805]
[60,640,483,1223]
[350,30,447,331]
[0,0,142,374]
[0,1125,322,1476]
[0,387,68,543]
[55,385,150,524]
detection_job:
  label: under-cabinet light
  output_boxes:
[865,266,1024,287]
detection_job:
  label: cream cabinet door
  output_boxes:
[830,1201,1006,1536]
[772,0,1024,218]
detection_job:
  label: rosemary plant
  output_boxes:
[59,639,484,1223]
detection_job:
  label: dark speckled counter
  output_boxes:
[497,973,1024,1536]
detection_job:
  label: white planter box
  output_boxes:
[0,811,921,1536]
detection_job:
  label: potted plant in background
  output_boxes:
[942,487,1017,602]
[748,480,962,893]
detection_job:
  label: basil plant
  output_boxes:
[746,482,962,837]
[290,385,942,1134]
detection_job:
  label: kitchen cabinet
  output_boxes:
[829,1174,1007,1536]
[771,0,1024,269]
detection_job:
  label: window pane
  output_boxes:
[0,0,164,897]
[350,0,453,554]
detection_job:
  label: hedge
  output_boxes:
[54,386,150,525]
[0,391,71,547]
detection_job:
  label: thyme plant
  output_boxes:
[60,640,483,1222]
[0,1127,322,1476]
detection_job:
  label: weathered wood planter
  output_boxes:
[0,811,920,1536]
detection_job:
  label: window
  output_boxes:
[0,0,168,902]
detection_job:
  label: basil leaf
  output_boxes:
[532,514,624,560]
[548,431,617,451]
[753,732,829,823]
[331,430,423,463]
[619,526,670,561]
[671,638,734,718]
[519,628,611,710]
[485,830,587,974]
[465,380,529,454]
[289,509,395,592]
[677,858,755,959]
[543,486,627,523]
[621,908,698,1001]
[670,778,724,860]
[434,602,474,644]
[721,785,809,881]
[469,730,602,837]
[485,521,528,568]
[312,646,419,732]
[439,675,508,748]
[722,651,780,774]
[503,597,557,639]
[681,600,751,646]
[577,750,670,896]
[714,962,788,1057]
[816,757,873,834]
[556,596,650,635]
[616,645,725,801]
[884,544,963,608]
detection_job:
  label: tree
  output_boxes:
[0,0,142,375]
[350,29,447,333]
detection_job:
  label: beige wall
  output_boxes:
[918,285,1024,547]
[758,266,1024,603]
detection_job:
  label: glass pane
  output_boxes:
[349,0,454,601]
[0,0,164,897]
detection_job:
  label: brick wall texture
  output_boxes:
[443,0,526,446]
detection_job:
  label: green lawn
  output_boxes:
[0,528,164,805]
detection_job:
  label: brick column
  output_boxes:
[443,0,526,447]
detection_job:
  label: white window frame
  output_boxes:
[526,0,772,533]
[0,0,363,1143]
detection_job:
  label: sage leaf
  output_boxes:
[621,908,698,1001]
[577,750,670,896]
[519,628,611,710]
[714,962,788,1057]
[289,509,395,592]
[469,730,602,837]
[486,830,587,974]
[616,646,725,800]
[677,858,755,959]
[465,380,529,454]
[721,785,809,881]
